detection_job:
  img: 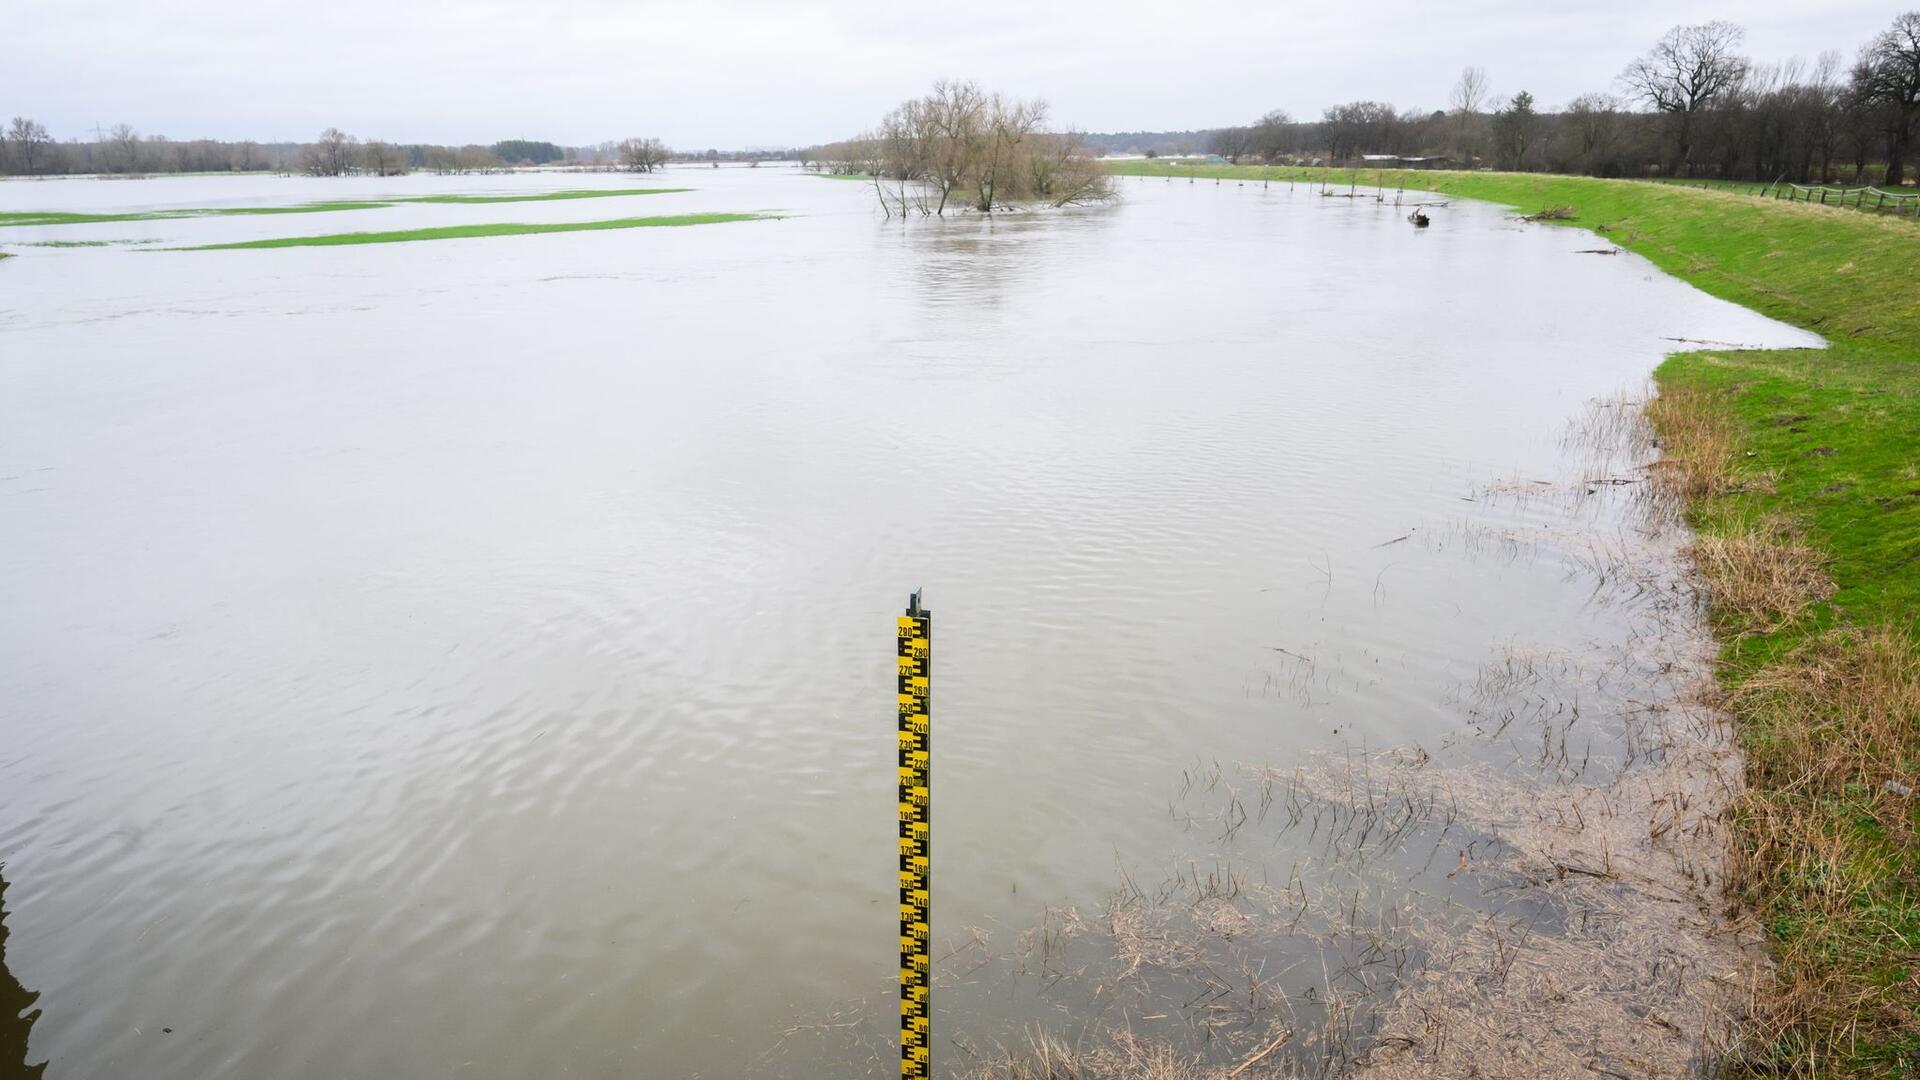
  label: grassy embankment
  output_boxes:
[173,212,775,250]
[0,188,690,228]
[1112,160,1919,1076]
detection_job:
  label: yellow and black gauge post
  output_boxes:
[896,589,932,1079]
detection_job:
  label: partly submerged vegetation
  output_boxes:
[172,212,774,250]
[401,189,686,205]
[0,188,689,229]
[1113,158,1919,1076]
[18,239,123,247]
[1,202,389,227]
[808,80,1114,215]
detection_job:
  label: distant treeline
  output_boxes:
[0,123,595,177]
[1111,15,1920,186]
[0,121,800,178]
[1075,131,1217,157]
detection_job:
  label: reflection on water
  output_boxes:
[0,166,1822,1079]
[0,869,48,1080]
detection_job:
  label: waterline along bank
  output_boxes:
[1110,160,1920,1075]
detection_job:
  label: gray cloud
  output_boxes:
[6,0,1902,147]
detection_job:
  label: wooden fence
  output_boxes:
[1655,178,1920,219]
[1773,182,1920,217]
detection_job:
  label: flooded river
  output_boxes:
[0,167,1818,1077]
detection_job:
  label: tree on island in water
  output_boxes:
[0,867,48,1079]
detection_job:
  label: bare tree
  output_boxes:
[1620,21,1750,175]
[1563,93,1622,173]
[1249,110,1294,161]
[869,80,1111,216]
[298,127,357,176]
[1450,66,1491,115]
[144,134,182,173]
[617,136,669,172]
[876,102,937,215]
[1855,11,1920,185]
[974,94,1047,210]
[1024,131,1115,206]
[925,79,989,215]
[106,123,142,173]
[456,145,503,173]
[361,140,405,176]
[1321,101,1401,162]
[1450,66,1491,164]
[1807,51,1846,182]
[7,117,50,175]
[1208,125,1253,163]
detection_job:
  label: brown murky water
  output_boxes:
[0,168,1817,1078]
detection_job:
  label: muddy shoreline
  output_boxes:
[776,394,1767,1079]
[1086,395,1762,1077]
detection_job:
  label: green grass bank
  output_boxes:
[0,188,691,229]
[172,212,774,250]
[1111,161,1919,1075]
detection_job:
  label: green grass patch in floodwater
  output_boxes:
[205,201,398,216]
[0,188,690,228]
[401,188,690,204]
[174,212,776,250]
[808,172,872,181]
[0,203,389,227]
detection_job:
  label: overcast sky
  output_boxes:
[6,0,1904,148]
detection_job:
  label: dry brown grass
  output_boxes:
[1645,382,1742,502]
[1691,524,1835,632]
[1646,384,1836,631]
[1734,629,1920,796]
[1650,378,1920,1076]
[957,1028,1258,1080]
[1719,627,1920,1077]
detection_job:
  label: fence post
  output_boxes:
[896,591,933,1080]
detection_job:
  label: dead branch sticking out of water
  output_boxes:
[1520,205,1577,222]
